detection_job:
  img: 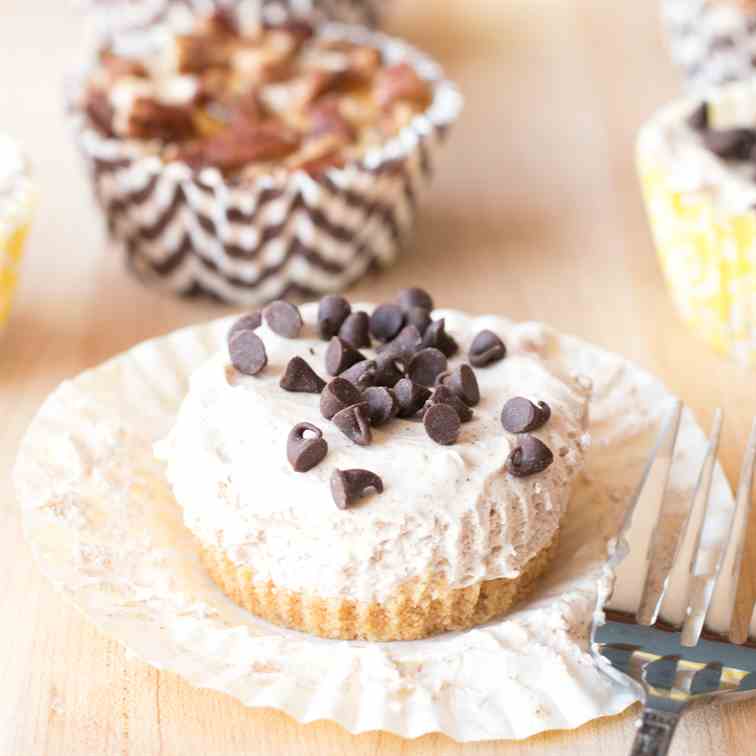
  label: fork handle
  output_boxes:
[630,705,682,756]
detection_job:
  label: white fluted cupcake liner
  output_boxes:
[68,23,461,305]
[13,311,735,741]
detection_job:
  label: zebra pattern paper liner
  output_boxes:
[663,0,756,90]
[68,17,461,305]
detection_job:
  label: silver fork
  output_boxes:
[591,402,756,756]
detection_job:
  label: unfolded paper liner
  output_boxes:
[637,97,756,365]
[67,20,462,305]
[0,136,35,334]
[662,0,756,90]
[13,312,735,741]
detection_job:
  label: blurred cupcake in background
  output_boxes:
[638,77,756,364]
[663,0,756,89]
[69,3,460,305]
[0,134,34,336]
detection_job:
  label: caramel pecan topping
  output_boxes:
[84,89,116,137]
[375,63,432,110]
[127,98,196,141]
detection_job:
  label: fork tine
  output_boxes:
[605,400,683,617]
[655,410,722,641]
[705,417,756,639]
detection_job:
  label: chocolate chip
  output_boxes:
[370,304,405,342]
[227,311,262,343]
[703,128,756,160]
[363,386,399,426]
[338,311,371,349]
[407,348,447,387]
[229,331,267,375]
[507,435,554,477]
[339,359,378,389]
[427,385,473,423]
[333,402,372,446]
[396,287,434,312]
[325,337,366,376]
[280,356,326,393]
[318,295,351,340]
[501,397,551,433]
[287,423,328,472]
[394,378,431,418]
[444,364,480,406]
[373,353,405,387]
[424,403,461,445]
[687,102,708,132]
[405,306,432,335]
[469,330,506,367]
[330,468,384,509]
[421,319,458,357]
[263,300,303,338]
[377,324,422,362]
[320,378,363,420]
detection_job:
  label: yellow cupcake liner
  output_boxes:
[638,147,756,365]
[0,134,34,335]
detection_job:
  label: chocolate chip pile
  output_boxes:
[83,9,433,179]
[227,289,557,509]
[688,100,756,162]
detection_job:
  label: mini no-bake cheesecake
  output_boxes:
[156,290,591,640]
[638,77,756,363]
[70,7,461,304]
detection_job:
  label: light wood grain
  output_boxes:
[2,0,755,753]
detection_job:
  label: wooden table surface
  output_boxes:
[3,1,756,753]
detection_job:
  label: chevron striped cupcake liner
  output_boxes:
[663,0,756,90]
[69,23,461,305]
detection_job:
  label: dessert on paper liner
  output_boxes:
[14,303,734,741]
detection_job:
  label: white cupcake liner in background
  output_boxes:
[68,19,461,305]
[663,0,756,90]
[13,310,735,741]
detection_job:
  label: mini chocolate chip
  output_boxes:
[469,330,506,367]
[287,423,328,472]
[280,356,326,393]
[424,403,461,445]
[330,468,384,509]
[378,324,422,362]
[338,311,371,349]
[320,377,363,420]
[507,435,554,477]
[421,319,458,357]
[227,311,262,343]
[405,306,432,335]
[687,102,708,132]
[263,300,303,338]
[370,303,405,342]
[339,359,378,389]
[373,353,405,387]
[325,337,366,376]
[333,402,372,446]
[703,128,756,160]
[501,397,551,433]
[363,386,399,426]
[427,385,473,423]
[445,364,480,406]
[407,347,447,387]
[318,295,351,340]
[229,331,267,375]
[396,287,434,312]
[394,378,431,418]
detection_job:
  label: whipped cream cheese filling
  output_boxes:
[640,78,756,213]
[156,304,591,604]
